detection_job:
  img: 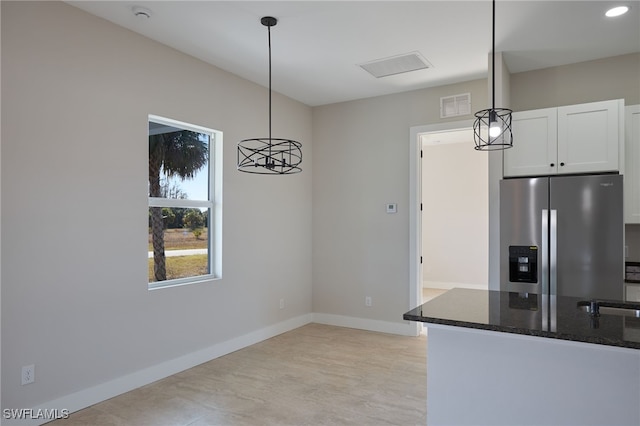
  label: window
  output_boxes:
[148,115,222,289]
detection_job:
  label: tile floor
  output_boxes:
[422,288,448,303]
[49,323,429,426]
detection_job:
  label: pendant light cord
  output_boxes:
[268,23,273,156]
[491,0,495,111]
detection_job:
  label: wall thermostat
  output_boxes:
[386,203,397,214]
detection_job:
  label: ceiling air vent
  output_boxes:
[440,93,471,118]
[359,52,431,78]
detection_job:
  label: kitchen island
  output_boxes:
[404,288,640,425]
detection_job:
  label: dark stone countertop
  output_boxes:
[404,288,640,350]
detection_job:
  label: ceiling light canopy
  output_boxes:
[237,17,302,175]
[132,6,152,19]
[605,6,630,17]
[473,0,513,151]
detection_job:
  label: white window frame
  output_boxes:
[148,114,223,290]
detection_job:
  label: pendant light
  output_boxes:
[237,16,303,174]
[473,0,513,151]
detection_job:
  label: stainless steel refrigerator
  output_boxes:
[500,174,624,300]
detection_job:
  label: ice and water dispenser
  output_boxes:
[508,246,538,283]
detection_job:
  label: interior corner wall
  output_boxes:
[311,79,488,325]
[510,52,640,111]
[487,52,511,290]
[0,0,3,410]
[1,1,312,412]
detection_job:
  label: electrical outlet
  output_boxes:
[365,296,372,307]
[22,364,35,385]
[279,298,285,309]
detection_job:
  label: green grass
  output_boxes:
[148,254,208,282]
[148,229,211,282]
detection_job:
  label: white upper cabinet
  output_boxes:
[625,105,640,224]
[557,100,621,174]
[504,108,558,177]
[504,99,623,177]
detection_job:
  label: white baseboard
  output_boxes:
[312,313,418,336]
[423,281,487,291]
[7,314,314,426]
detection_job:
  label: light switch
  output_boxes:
[386,203,397,214]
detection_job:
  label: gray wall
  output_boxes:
[312,79,488,320]
[2,1,312,409]
[510,53,640,111]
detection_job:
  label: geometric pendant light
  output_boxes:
[237,16,303,174]
[473,0,513,151]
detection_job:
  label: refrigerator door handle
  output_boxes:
[550,209,558,298]
[542,209,549,332]
[541,209,549,297]
[550,209,558,332]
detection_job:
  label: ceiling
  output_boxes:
[67,1,640,107]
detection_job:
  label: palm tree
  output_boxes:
[149,129,208,281]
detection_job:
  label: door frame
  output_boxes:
[408,119,474,335]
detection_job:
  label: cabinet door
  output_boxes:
[625,105,640,224]
[503,108,557,177]
[557,99,620,174]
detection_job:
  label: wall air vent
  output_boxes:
[358,52,432,78]
[440,93,471,118]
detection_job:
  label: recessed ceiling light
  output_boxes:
[605,6,629,17]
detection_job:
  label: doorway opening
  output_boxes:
[422,129,489,293]
[408,121,489,334]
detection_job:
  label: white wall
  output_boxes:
[1,1,312,412]
[421,134,488,290]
